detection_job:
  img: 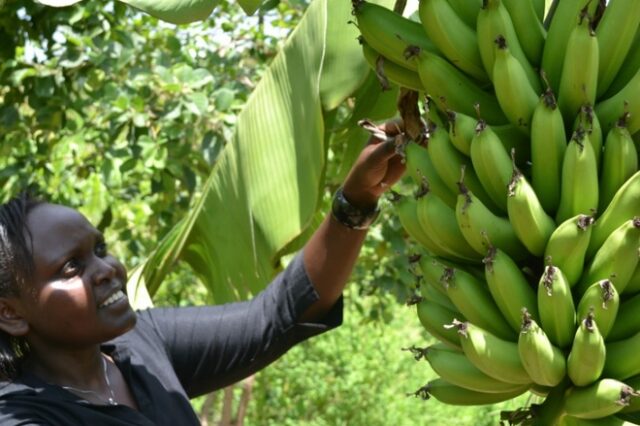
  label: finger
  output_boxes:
[382,156,407,186]
[358,119,392,142]
[367,139,399,163]
[359,118,404,145]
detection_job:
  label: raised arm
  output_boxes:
[301,120,405,321]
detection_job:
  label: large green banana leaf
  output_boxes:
[128,0,398,305]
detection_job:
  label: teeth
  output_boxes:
[100,290,125,308]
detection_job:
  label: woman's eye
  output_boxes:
[95,242,108,257]
[61,259,81,277]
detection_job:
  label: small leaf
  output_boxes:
[186,92,208,116]
[213,88,235,111]
[119,0,220,24]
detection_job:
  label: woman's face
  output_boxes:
[16,203,137,349]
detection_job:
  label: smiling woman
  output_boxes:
[0,119,406,425]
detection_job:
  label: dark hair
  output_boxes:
[0,193,43,380]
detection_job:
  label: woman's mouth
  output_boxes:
[99,290,126,308]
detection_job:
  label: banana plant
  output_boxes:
[113,0,398,305]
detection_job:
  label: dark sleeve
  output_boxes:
[138,252,343,398]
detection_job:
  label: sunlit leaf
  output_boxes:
[119,0,220,24]
[318,0,369,110]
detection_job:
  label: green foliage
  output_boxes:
[0,0,303,271]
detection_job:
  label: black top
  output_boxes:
[0,253,343,425]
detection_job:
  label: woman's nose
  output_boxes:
[91,256,117,285]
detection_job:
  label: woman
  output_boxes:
[0,121,405,425]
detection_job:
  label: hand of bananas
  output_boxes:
[354,0,640,423]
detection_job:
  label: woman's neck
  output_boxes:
[22,346,107,389]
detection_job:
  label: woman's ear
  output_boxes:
[0,298,28,337]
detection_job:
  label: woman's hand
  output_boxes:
[342,119,406,209]
[300,118,407,321]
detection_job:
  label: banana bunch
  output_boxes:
[353,0,640,423]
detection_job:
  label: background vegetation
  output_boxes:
[0,1,530,423]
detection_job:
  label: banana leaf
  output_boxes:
[131,0,392,304]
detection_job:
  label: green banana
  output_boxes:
[604,28,640,98]
[577,218,640,296]
[476,0,541,91]
[604,332,640,381]
[623,262,640,295]
[361,43,425,92]
[418,378,529,405]
[493,123,531,166]
[502,0,546,67]
[394,193,454,258]
[353,1,438,71]
[587,171,640,259]
[533,0,545,21]
[416,184,484,261]
[538,265,577,349]
[576,279,620,340]
[424,343,527,393]
[561,415,637,426]
[404,142,457,208]
[439,265,515,340]
[420,253,486,285]
[565,379,639,420]
[470,120,512,212]
[530,383,552,398]
[447,111,530,164]
[530,84,567,215]
[419,253,450,293]
[620,375,640,413]
[416,52,508,124]
[507,167,556,256]
[416,299,463,350]
[607,292,640,342]
[595,0,640,98]
[541,0,598,93]
[452,320,532,385]
[426,122,500,212]
[596,67,640,137]
[518,309,566,387]
[418,0,488,82]
[455,182,528,261]
[557,10,599,122]
[567,312,606,387]
[420,279,457,312]
[492,35,540,134]
[484,246,539,332]
[599,115,639,213]
[573,104,603,171]
[424,96,447,129]
[555,128,599,224]
[447,110,476,156]
[544,214,595,287]
[445,0,482,29]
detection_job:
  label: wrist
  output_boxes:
[340,185,379,210]
[331,187,380,230]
